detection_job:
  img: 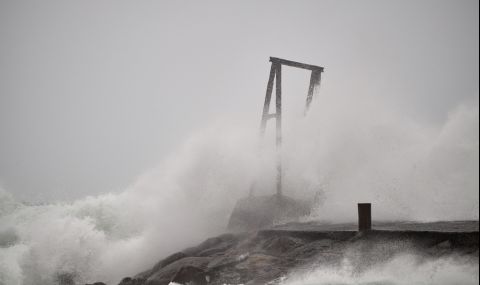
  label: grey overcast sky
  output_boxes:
[0,0,478,202]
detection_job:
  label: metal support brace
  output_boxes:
[259,57,324,197]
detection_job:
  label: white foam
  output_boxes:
[282,254,479,285]
[0,98,478,284]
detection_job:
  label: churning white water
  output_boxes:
[0,96,478,284]
[282,254,479,285]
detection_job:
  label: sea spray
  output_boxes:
[0,98,478,284]
[0,126,259,285]
[281,254,479,285]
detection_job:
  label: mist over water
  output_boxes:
[0,95,478,284]
[291,95,479,222]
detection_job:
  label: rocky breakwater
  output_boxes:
[102,223,479,285]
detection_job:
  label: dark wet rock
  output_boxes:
[437,240,452,248]
[261,235,304,255]
[85,283,107,285]
[112,222,479,285]
[170,265,208,285]
[117,277,145,285]
[136,252,188,280]
[145,256,212,284]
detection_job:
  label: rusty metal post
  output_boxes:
[358,203,372,231]
[260,63,277,136]
[258,57,324,198]
[305,70,322,112]
[275,64,282,197]
[259,62,283,197]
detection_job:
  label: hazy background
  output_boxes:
[0,0,478,202]
[0,1,478,284]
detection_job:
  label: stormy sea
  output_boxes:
[0,2,478,284]
[1,99,478,285]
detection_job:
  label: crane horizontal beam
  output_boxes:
[270,57,324,72]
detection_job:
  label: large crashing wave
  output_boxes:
[0,97,478,284]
